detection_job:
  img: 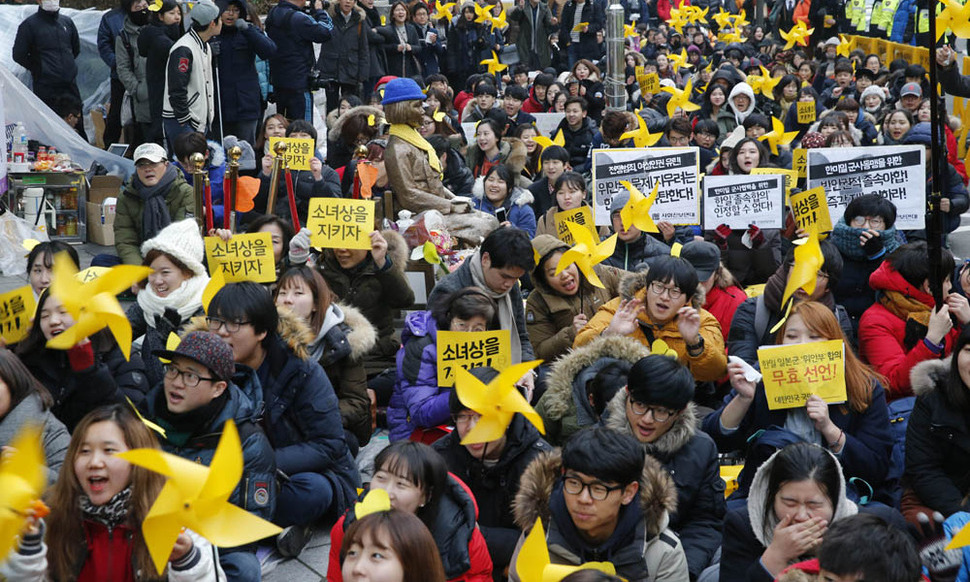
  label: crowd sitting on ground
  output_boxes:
[10,0,970,580]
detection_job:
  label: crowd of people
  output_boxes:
[9,0,970,580]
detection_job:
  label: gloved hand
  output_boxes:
[235,18,249,30]
[713,224,731,250]
[862,231,884,258]
[746,224,766,249]
[916,512,961,582]
[67,340,95,372]
[289,227,312,265]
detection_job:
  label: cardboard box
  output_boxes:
[87,175,122,247]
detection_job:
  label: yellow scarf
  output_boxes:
[389,123,442,175]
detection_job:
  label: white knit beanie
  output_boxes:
[140,219,207,277]
[860,85,885,105]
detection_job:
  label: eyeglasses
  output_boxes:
[206,317,251,333]
[648,281,685,300]
[628,400,677,422]
[562,475,625,501]
[453,412,481,427]
[421,119,436,127]
[163,363,218,387]
[849,215,886,229]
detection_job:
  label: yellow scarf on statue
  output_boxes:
[389,123,442,176]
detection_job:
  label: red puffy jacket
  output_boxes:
[77,521,136,582]
[656,0,691,22]
[704,284,748,342]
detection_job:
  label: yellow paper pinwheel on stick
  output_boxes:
[731,9,750,29]
[624,23,638,38]
[47,254,153,360]
[662,79,701,117]
[201,266,226,313]
[533,128,566,150]
[751,66,781,98]
[0,426,46,561]
[116,420,283,574]
[355,488,392,519]
[432,1,456,21]
[481,51,508,76]
[759,116,799,156]
[713,8,733,29]
[517,518,617,582]
[781,226,824,308]
[556,222,618,289]
[937,0,970,39]
[668,49,691,74]
[618,180,660,234]
[666,8,687,33]
[455,361,544,445]
[836,34,852,57]
[780,21,814,49]
[620,113,662,147]
[718,28,745,44]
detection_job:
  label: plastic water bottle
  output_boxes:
[11,122,27,164]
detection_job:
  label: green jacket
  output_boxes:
[113,170,195,264]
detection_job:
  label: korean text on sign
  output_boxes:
[591,148,701,226]
[205,232,276,283]
[268,137,316,171]
[307,198,376,250]
[437,330,511,387]
[0,285,36,344]
[789,186,833,235]
[555,206,597,245]
[702,174,785,230]
[757,339,846,411]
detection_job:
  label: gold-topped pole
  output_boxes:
[265,140,288,218]
[190,152,206,233]
[226,146,241,233]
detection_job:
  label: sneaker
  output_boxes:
[276,525,312,558]
[257,545,286,577]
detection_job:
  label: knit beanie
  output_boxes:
[859,85,885,106]
[382,78,426,105]
[627,354,695,410]
[800,131,827,149]
[140,219,207,277]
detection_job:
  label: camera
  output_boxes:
[307,67,333,91]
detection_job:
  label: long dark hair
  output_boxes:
[0,348,53,413]
[18,289,114,359]
[372,441,448,531]
[762,443,842,541]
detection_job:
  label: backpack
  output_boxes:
[884,396,916,509]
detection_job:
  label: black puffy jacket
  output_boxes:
[12,8,80,94]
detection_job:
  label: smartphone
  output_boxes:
[496,207,508,223]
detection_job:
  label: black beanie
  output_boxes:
[448,366,501,416]
[626,355,695,411]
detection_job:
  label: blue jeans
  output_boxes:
[163,118,196,156]
[219,550,260,582]
[275,89,312,122]
[568,44,581,68]
[274,472,334,527]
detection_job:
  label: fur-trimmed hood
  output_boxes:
[513,449,678,539]
[471,177,534,207]
[381,228,409,274]
[618,267,706,309]
[501,137,529,176]
[541,336,649,422]
[184,305,314,361]
[910,356,951,397]
[308,302,378,362]
[603,390,699,459]
[327,105,385,142]
[332,302,377,360]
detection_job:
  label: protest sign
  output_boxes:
[0,285,36,344]
[532,113,566,138]
[437,330,511,387]
[76,266,109,283]
[790,186,834,234]
[751,168,798,198]
[793,148,808,179]
[268,137,316,171]
[637,72,660,94]
[796,102,817,124]
[703,174,785,229]
[205,232,276,283]
[806,145,926,229]
[758,340,846,410]
[555,206,597,244]
[591,148,700,226]
[308,198,376,250]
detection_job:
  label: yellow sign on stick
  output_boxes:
[0,285,36,344]
[437,330,511,387]
[268,137,316,171]
[205,232,276,283]
[758,340,846,410]
[637,72,660,94]
[307,198,376,250]
[555,206,597,245]
[792,148,808,179]
[751,168,798,199]
[790,186,833,235]
[797,102,817,124]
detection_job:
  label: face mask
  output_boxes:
[131,8,149,25]
[41,0,59,11]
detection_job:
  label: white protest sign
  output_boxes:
[703,174,786,229]
[591,148,701,226]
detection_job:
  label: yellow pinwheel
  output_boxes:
[517,518,617,582]
[432,1,456,21]
[780,21,814,49]
[937,0,970,38]
[718,28,745,44]
[836,34,852,57]
[533,128,566,150]
[713,8,733,29]
[683,5,708,23]
[781,225,824,307]
[147,0,163,11]
[620,112,662,148]
[202,263,226,313]
[619,180,660,234]
[116,420,283,574]
[759,116,799,156]
[488,8,508,31]
[0,426,46,561]
[47,254,152,360]
[662,79,701,117]
[668,48,691,74]
[480,51,508,76]
[730,9,750,29]
[651,339,679,358]
[355,489,392,519]
[624,23,638,38]
[455,360,544,444]
[757,65,781,98]
[556,222,617,288]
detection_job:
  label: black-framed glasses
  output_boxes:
[628,400,677,423]
[163,363,218,387]
[206,317,250,333]
[562,475,624,501]
[647,281,685,300]
[452,412,481,427]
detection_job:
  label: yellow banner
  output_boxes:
[796,102,817,124]
[792,148,808,179]
[555,206,597,245]
[308,198,376,250]
[205,232,276,283]
[0,285,36,344]
[758,340,846,410]
[790,186,833,234]
[268,137,316,171]
[637,72,660,94]
[437,330,511,387]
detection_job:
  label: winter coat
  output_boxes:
[830,218,904,325]
[574,269,728,382]
[361,5,386,78]
[510,1,555,69]
[327,475,493,582]
[940,60,970,99]
[557,0,605,62]
[509,449,689,581]
[318,229,414,359]
[704,280,748,343]
[526,262,623,362]
[98,7,125,76]
[253,164,340,227]
[433,415,553,556]
[138,22,180,128]
[604,394,726,580]
[20,340,150,434]
[379,22,424,78]
[318,5,370,86]
[115,17,150,124]
[265,1,333,91]
[114,171,195,265]
[0,392,68,485]
[720,448,859,582]
[472,180,537,237]
[388,310,446,441]
[535,336,648,446]
[465,138,531,187]
[859,261,962,398]
[310,303,376,446]
[443,147,476,196]
[142,383,277,523]
[215,10,277,123]
[162,29,215,131]
[906,357,970,517]
[555,117,600,173]
[602,233,672,271]
[446,21,496,79]
[127,302,205,389]
[12,8,80,97]
[413,21,445,76]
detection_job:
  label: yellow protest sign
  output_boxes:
[572,21,589,31]
[751,168,798,199]
[0,285,36,344]
[555,206,597,245]
[758,340,846,410]
[437,330,511,387]
[792,148,808,179]
[796,102,817,124]
[308,198,376,250]
[637,72,660,94]
[790,186,833,234]
[205,232,276,283]
[268,137,316,171]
